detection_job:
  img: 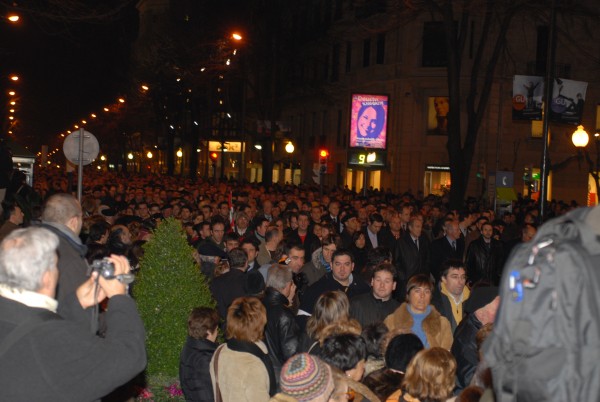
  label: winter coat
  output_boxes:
[179,336,218,402]
[263,288,301,382]
[300,248,330,286]
[450,313,482,392]
[383,303,453,350]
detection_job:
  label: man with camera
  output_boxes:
[0,227,147,401]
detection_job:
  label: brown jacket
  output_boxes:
[383,303,453,350]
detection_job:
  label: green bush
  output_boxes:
[134,218,215,379]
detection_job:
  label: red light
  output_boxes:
[209,152,219,161]
[319,149,329,158]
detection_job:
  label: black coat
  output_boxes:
[349,292,400,328]
[0,294,146,401]
[286,229,319,256]
[210,268,248,319]
[395,232,430,283]
[179,337,218,402]
[428,236,465,283]
[465,237,504,286]
[362,227,384,250]
[451,313,483,392]
[299,273,370,315]
[262,288,301,382]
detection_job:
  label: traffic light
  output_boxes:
[209,152,219,162]
[318,149,329,174]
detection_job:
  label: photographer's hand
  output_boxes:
[76,272,107,309]
[98,255,130,298]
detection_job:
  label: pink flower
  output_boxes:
[166,383,183,397]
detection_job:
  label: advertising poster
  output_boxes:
[427,96,450,135]
[512,75,544,120]
[350,94,388,149]
[550,77,588,125]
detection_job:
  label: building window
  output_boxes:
[376,33,385,64]
[363,38,371,67]
[345,41,352,72]
[331,43,340,82]
[422,21,448,67]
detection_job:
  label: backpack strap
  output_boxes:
[212,344,226,402]
[0,309,60,359]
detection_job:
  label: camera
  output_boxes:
[90,258,135,284]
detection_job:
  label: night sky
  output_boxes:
[1,2,139,150]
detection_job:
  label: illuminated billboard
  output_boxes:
[349,94,388,149]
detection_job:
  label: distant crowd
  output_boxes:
[0,169,583,402]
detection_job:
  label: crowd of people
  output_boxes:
[0,169,583,401]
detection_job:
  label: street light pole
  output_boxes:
[539,0,557,222]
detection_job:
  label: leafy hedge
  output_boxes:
[134,218,215,379]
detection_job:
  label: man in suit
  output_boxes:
[362,212,385,250]
[395,216,430,295]
[428,218,464,283]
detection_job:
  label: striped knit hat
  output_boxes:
[280,353,334,402]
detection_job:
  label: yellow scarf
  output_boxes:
[441,282,470,326]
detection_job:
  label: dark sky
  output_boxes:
[1,2,139,150]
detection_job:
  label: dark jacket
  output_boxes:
[465,237,504,286]
[179,336,217,402]
[394,232,430,284]
[451,312,483,392]
[38,222,89,311]
[210,268,248,319]
[286,229,319,256]
[262,288,301,383]
[299,273,370,315]
[362,227,384,250]
[0,294,146,402]
[350,292,400,328]
[428,236,465,283]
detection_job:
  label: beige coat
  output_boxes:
[210,341,271,402]
[383,303,453,350]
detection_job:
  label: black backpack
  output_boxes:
[484,207,600,401]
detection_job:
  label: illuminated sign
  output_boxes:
[425,165,450,171]
[349,94,389,150]
[348,149,386,167]
[208,141,242,152]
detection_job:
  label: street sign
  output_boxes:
[63,130,99,166]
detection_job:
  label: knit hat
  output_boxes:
[280,353,334,402]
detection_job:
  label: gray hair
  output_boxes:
[266,264,292,290]
[0,227,59,291]
[41,193,82,225]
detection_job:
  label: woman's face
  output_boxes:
[355,234,366,249]
[357,106,377,137]
[434,97,449,117]
[408,285,432,313]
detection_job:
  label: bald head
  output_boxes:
[41,193,83,235]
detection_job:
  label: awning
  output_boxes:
[496,187,517,201]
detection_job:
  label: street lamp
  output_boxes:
[572,125,589,148]
[285,141,295,184]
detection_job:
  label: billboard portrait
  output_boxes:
[350,94,388,149]
[427,96,449,135]
[550,77,588,125]
[512,75,544,120]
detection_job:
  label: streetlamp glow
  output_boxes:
[8,91,15,96]
[118,98,125,103]
[100,155,106,161]
[7,15,19,22]
[146,151,153,159]
[176,149,183,158]
[285,142,295,154]
[127,153,134,160]
[572,125,589,148]
[9,75,18,81]
[232,33,243,41]
[141,85,149,91]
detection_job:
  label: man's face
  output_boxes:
[400,208,411,224]
[256,221,269,236]
[345,217,359,232]
[287,248,305,273]
[321,243,337,263]
[328,203,340,217]
[236,215,249,229]
[409,219,422,238]
[482,224,493,241]
[389,216,402,232]
[331,254,354,285]
[12,206,24,225]
[219,204,229,216]
[298,215,310,231]
[211,224,225,243]
[371,270,396,301]
[522,226,536,242]
[446,221,460,240]
[241,243,257,263]
[368,219,383,234]
[225,240,239,252]
[442,268,466,297]
[200,225,211,239]
[311,207,322,222]
[136,203,149,218]
[180,208,191,220]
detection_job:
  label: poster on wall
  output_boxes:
[512,75,544,120]
[349,94,388,149]
[550,77,588,125]
[427,96,450,135]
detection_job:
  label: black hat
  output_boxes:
[341,213,357,225]
[464,286,499,313]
